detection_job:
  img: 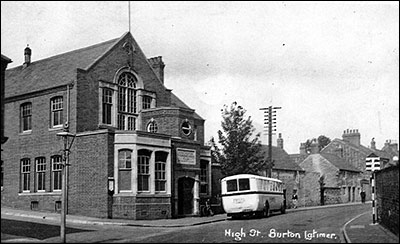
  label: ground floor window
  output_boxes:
[138,149,151,192]
[21,159,31,192]
[52,156,63,191]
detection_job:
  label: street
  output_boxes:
[1,204,371,243]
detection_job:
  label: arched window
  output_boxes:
[50,96,63,128]
[117,72,138,130]
[147,120,158,133]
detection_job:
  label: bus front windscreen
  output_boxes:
[227,180,238,192]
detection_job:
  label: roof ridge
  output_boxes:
[6,37,120,71]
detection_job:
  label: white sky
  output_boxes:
[1,1,399,154]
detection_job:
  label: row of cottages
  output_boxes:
[1,32,216,220]
[260,133,305,208]
[291,129,398,207]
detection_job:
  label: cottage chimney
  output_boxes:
[148,56,165,84]
[300,143,306,155]
[310,139,319,154]
[342,128,361,146]
[370,137,376,150]
[23,45,31,68]
[277,133,284,149]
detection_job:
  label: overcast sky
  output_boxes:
[2,1,399,154]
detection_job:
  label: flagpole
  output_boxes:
[128,1,131,32]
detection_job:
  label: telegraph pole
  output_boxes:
[260,106,281,177]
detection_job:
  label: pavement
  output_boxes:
[2,201,399,243]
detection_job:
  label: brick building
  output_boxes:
[1,54,12,191]
[1,32,213,220]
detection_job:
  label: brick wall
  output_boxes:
[2,89,70,212]
[376,165,399,236]
[112,195,171,220]
[68,130,113,218]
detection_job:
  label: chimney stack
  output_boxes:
[23,45,31,68]
[310,139,319,154]
[342,128,361,147]
[148,56,165,84]
[277,133,283,149]
[370,138,376,150]
[300,143,306,155]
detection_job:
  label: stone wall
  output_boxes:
[376,165,399,236]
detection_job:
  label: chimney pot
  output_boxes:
[23,45,31,67]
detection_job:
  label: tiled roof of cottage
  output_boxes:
[323,138,391,160]
[4,33,202,119]
[320,152,361,172]
[260,145,304,171]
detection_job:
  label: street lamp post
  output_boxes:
[57,127,75,243]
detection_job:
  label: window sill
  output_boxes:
[19,131,32,136]
[18,192,62,196]
[48,127,63,132]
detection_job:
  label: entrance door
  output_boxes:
[178,177,194,215]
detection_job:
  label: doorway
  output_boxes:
[178,177,194,216]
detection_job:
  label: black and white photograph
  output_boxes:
[1,1,399,243]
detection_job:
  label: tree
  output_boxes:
[216,102,265,176]
[317,135,331,151]
[303,135,331,153]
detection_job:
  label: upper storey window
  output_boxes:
[142,95,152,110]
[21,103,32,132]
[50,97,63,128]
[181,121,192,136]
[117,72,138,130]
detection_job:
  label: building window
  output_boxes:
[200,160,208,194]
[102,88,113,125]
[21,158,31,192]
[147,120,158,133]
[118,149,132,191]
[51,156,63,191]
[181,120,192,136]
[138,149,151,192]
[35,157,46,192]
[155,151,168,192]
[50,97,63,127]
[142,95,152,110]
[21,103,32,132]
[117,72,138,130]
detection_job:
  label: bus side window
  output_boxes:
[238,178,250,191]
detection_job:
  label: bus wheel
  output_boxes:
[280,203,286,214]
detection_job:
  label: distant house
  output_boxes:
[299,152,361,206]
[321,129,396,201]
[260,133,305,208]
[290,129,398,206]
